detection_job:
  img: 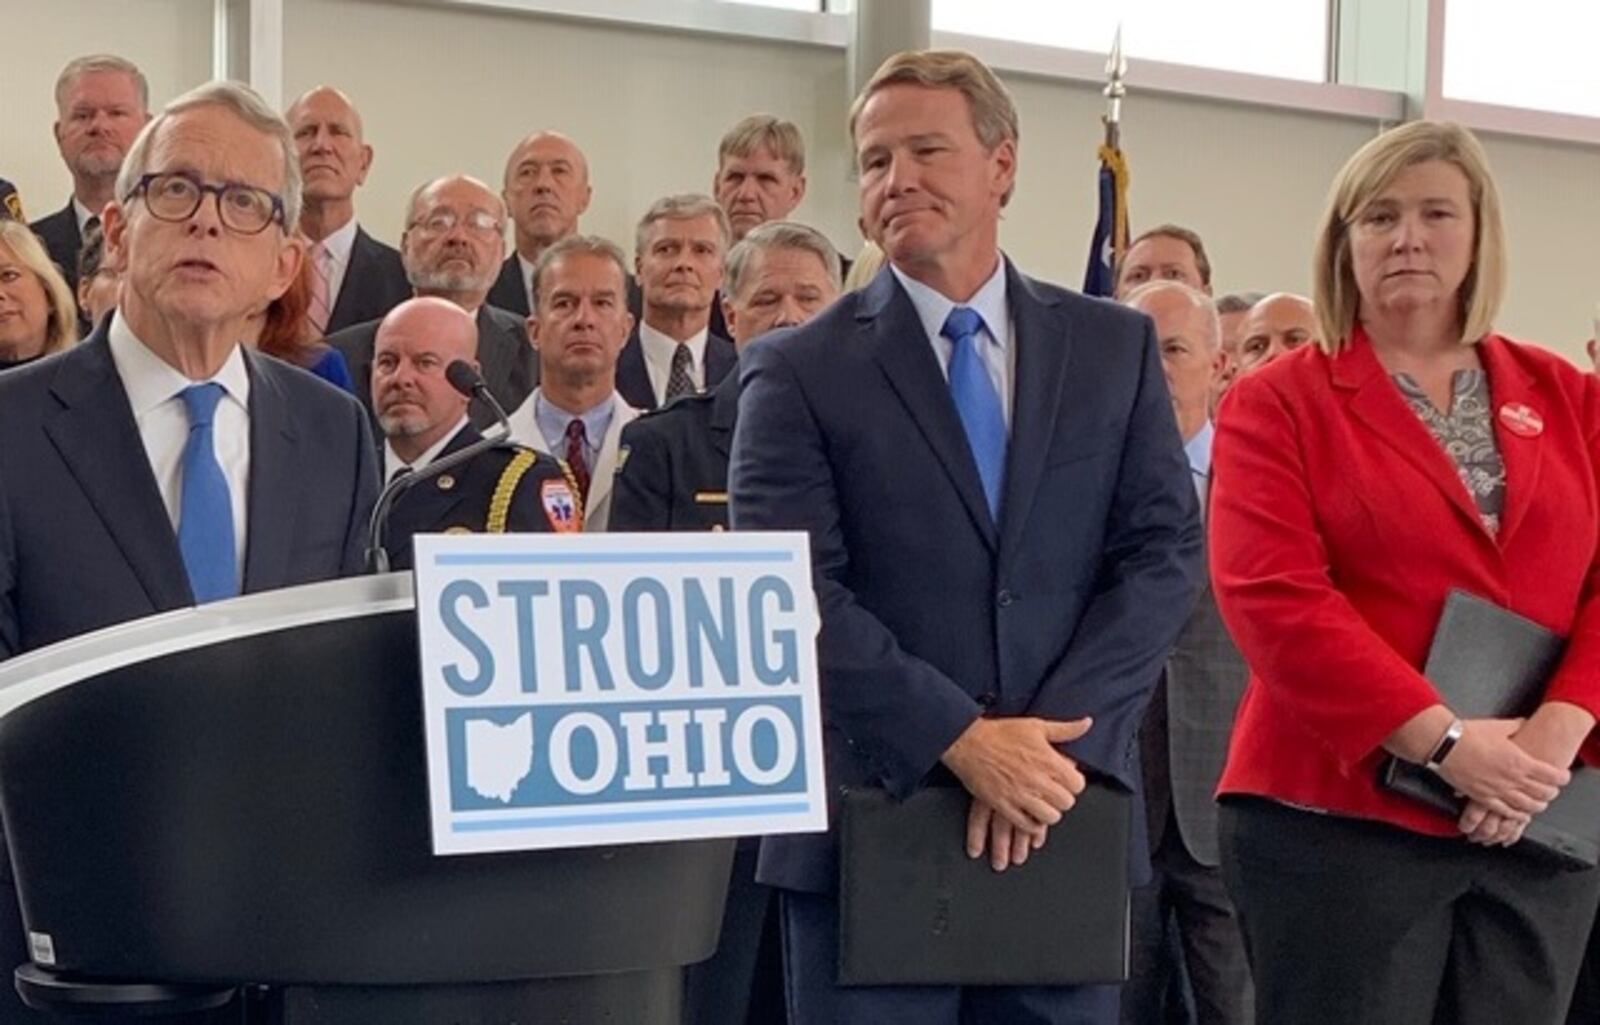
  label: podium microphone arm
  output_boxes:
[364,360,517,574]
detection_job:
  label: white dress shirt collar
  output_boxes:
[639,321,709,403]
[890,257,1010,358]
[108,308,251,415]
[73,197,98,233]
[518,253,538,310]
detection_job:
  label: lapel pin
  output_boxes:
[437,474,457,491]
[1497,403,1544,438]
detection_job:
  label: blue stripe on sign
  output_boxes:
[433,551,794,567]
[452,800,813,832]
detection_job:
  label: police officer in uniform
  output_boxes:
[610,221,839,1025]
[612,221,841,534]
[373,297,580,569]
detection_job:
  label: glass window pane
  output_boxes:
[1443,0,1600,118]
[713,0,822,10]
[933,0,1329,83]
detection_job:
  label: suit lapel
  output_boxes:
[616,331,656,410]
[326,227,370,331]
[42,333,193,609]
[1478,336,1544,545]
[705,335,737,390]
[863,271,997,550]
[241,351,304,592]
[708,370,739,458]
[586,395,639,527]
[1332,335,1485,534]
[997,267,1069,564]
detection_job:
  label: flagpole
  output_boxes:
[1103,24,1126,151]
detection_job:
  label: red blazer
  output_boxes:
[1210,328,1600,837]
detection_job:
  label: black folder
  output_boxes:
[1378,589,1600,868]
[837,783,1130,987]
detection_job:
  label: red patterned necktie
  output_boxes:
[565,419,591,500]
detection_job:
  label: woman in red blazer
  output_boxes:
[1210,120,1600,1024]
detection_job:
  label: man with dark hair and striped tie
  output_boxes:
[506,234,639,532]
[0,79,379,1024]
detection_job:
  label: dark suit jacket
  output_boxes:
[0,326,379,659]
[384,424,574,570]
[328,302,537,431]
[487,254,529,317]
[29,200,81,291]
[323,226,411,335]
[615,325,736,412]
[1141,574,1247,869]
[729,262,1204,894]
[611,371,736,531]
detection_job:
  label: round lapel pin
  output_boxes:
[1498,402,1544,438]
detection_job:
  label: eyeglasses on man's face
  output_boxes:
[126,170,287,236]
[409,208,504,238]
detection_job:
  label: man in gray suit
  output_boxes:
[326,174,537,430]
[1121,281,1252,1025]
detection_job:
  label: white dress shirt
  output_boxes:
[108,310,251,586]
[73,197,98,233]
[1185,418,1214,514]
[518,253,538,311]
[890,258,1015,428]
[314,216,360,313]
[638,321,709,405]
[384,415,471,482]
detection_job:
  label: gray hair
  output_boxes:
[1124,280,1221,351]
[1215,291,1266,315]
[116,80,302,230]
[724,221,840,298]
[634,193,731,258]
[530,234,631,314]
[55,54,150,111]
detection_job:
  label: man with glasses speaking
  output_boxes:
[328,174,538,431]
[0,80,379,1022]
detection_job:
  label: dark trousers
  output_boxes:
[1219,797,1600,1025]
[1122,807,1252,1025]
[683,841,786,1025]
[779,890,1119,1025]
[1567,918,1600,1024]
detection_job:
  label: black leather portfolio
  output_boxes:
[837,783,1130,986]
[1379,588,1600,868]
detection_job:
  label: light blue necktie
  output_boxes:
[942,306,1006,520]
[177,383,238,603]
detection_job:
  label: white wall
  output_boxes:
[2,0,214,216]
[7,0,1600,358]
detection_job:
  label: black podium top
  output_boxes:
[0,575,733,988]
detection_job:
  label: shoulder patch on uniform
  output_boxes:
[616,444,632,474]
[541,478,582,533]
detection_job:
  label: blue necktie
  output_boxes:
[177,383,238,603]
[942,306,1006,520]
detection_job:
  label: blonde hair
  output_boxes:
[843,241,885,293]
[0,221,80,354]
[1312,120,1505,352]
[718,115,806,176]
[848,49,1019,206]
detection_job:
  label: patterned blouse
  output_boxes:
[1392,370,1506,535]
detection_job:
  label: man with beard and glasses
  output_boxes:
[326,174,537,431]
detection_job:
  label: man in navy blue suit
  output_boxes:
[729,49,1203,1025]
[0,80,377,1022]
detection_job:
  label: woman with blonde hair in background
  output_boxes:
[0,220,78,370]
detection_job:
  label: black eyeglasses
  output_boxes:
[126,171,286,235]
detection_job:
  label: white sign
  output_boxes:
[413,532,828,855]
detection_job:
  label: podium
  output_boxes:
[0,574,735,1023]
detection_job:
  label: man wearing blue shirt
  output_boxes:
[729,49,1203,1025]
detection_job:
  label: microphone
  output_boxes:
[364,360,518,573]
